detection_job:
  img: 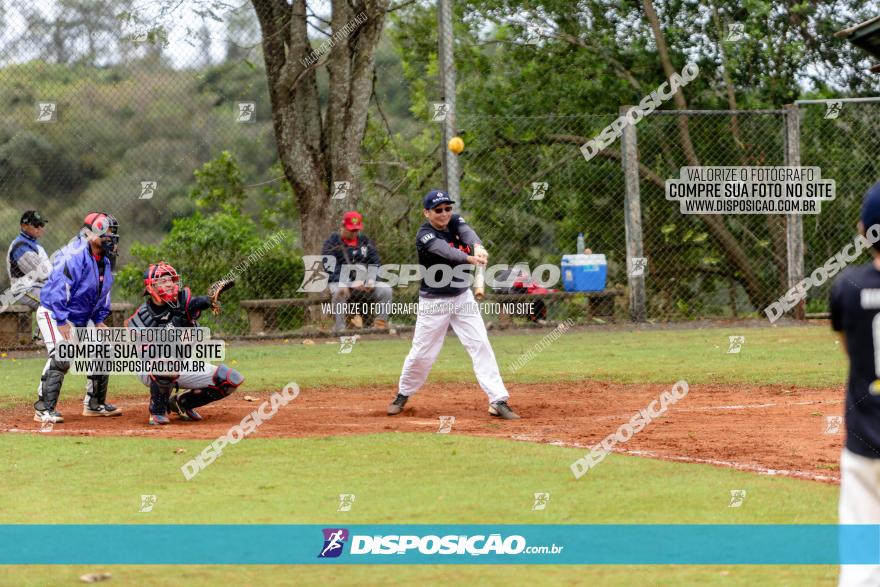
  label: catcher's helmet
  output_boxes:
[144,262,180,304]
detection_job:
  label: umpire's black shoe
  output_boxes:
[489,400,520,420]
[387,393,409,415]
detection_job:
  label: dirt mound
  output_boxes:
[1,381,844,483]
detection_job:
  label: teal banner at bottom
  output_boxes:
[0,525,875,565]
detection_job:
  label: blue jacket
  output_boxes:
[41,236,113,326]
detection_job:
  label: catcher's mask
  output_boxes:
[144,262,180,305]
[82,212,120,259]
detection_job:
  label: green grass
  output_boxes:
[0,434,839,585]
[0,325,846,403]
[0,324,846,585]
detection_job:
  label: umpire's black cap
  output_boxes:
[20,210,47,226]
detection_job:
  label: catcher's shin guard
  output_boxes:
[85,374,109,409]
[177,364,244,410]
[149,376,176,416]
[34,356,69,412]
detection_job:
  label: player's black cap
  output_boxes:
[20,210,47,226]
[423,189,455,209]
[861,181,880,230]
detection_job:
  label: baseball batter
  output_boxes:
[125,262,242,425]
[831,182,880,586]
[387,189,519,419]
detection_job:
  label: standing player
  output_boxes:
[35,212,121,423]
[831,182,880,586]
[125,262,241,425]
[6,210,51,311]
[387,190,519,419]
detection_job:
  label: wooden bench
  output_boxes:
[0,302,134,348]
[485,289,624,325]
[240,289,624,335]
[240,296,330,335]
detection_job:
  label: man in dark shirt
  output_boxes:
[321,210,392,332]
[387,190,519,420]
[6,210,51,311]
[830,181,880,586]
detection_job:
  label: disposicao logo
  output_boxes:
[318,528,349,558]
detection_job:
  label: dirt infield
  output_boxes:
[0,381,844,483]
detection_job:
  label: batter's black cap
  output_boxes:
[423,189,455,209]
[20,210,47,226]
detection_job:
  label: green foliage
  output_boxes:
[117,153,302,334]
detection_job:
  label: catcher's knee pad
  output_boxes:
[213,364,244,392]
[149,375,177,415]
[180,365,243,410]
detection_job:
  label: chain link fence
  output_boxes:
[0,2,877,346]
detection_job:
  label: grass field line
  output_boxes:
[511,436,840,484]
[624,449,840,483]
[592,399,839,421]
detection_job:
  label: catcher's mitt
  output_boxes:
[208,279,235,315]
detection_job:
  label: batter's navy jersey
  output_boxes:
[416,214,480,297]
[830,262,880,458]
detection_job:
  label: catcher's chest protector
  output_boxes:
[129,289,198,328]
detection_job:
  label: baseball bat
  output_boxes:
[474,266,485,299]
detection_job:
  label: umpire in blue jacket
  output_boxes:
[34,212,121,424]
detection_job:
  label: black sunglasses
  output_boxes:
[432,206,453,213]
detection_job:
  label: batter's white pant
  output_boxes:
[398,289,508,404]
[839,448,880,587]
[35,306,101,408]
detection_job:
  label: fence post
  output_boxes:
[437,0,460,203]
[621,106,647,322]
[784,104,805,320]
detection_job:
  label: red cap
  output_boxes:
[343,211,363,231]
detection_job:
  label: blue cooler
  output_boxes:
[562,254,607,292]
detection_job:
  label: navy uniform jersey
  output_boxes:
[830,262,880,458]
[415,214,480,297]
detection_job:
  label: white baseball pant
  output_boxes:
[398,289,508,403]
[35,307,102,408]
[138,366,219,390]
[839,448,880,586]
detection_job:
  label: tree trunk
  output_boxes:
[252,0,389,322]
[252,0,387,250]
[642,0,773,310]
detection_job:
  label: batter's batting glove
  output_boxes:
[475,244,489,262]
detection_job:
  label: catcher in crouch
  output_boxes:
[125,262,241,425]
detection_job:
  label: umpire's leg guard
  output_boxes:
[149,376,177,416]
[85,375,109,409]
[34,356,69,412]
[177,364,244,411]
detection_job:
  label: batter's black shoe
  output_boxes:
[387,393,409,415]
[489,401,520,420]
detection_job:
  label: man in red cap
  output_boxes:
[321,210,392,332]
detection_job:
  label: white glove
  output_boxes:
[475,244,489,262]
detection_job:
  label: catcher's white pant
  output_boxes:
[398,289,508,403]
[35,307,101,408]
[839,448,880,587]
[138,366,219,390]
